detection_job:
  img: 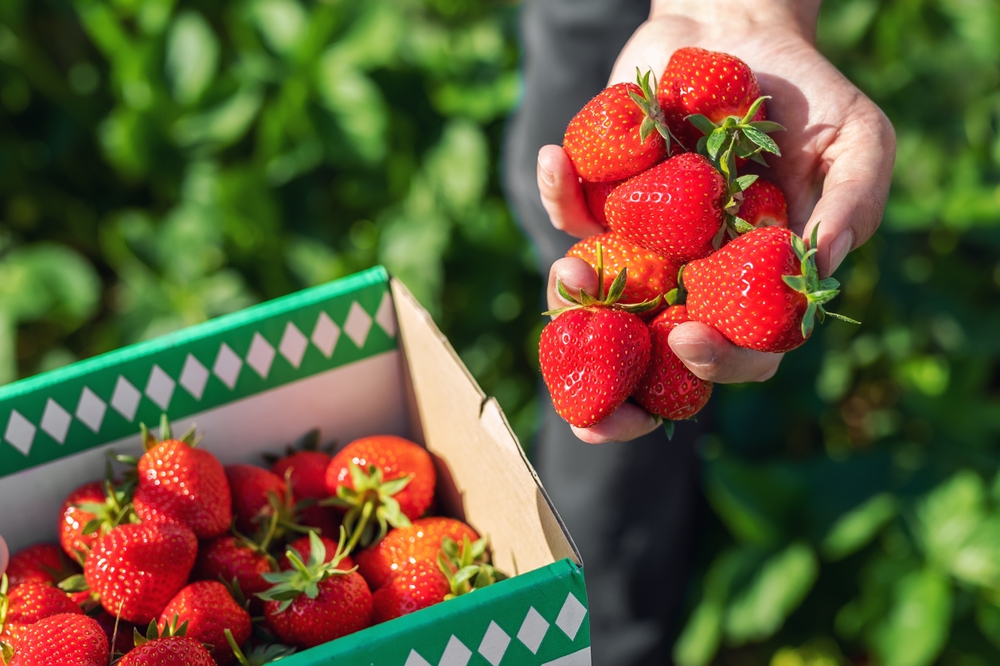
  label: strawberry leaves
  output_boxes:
[689,95,785,180]
[782,224,861,338]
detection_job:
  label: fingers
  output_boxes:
[547,257,599,313]
[0,534,8,575]
[669,321,783,383]
[804,103,896,277]
[537,145,606,239]
[571,402,663,444]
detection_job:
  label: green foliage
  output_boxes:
[2,0,1000,663]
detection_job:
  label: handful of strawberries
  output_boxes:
[0,419,504,665]
[541,47,859,431]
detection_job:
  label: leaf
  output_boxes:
[317,53,389,164]
[724,542,819,643]
[743,127,782,155]
[703,457,802,545]
[165,11,218,105]
[821,493,897,560]
[172,87,264,148]
[252,0,307,57]
[870,567,952,666]
[686,113,717,136]
[916,470,985,569]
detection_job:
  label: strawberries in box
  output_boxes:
[0,268,588,665]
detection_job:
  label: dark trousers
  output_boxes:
[502,1,704,663]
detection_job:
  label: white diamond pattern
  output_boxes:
[278,322,308,369]
[213,343,243,389]
[4,410,36,455]
[517,607,549,655]
[110,376,141,422]
[555,593,588,641]
[75,387,107,433]
[478,621,511,666]
[246,333,276,379]
[311,311,340,358]
[40,399,72,444]
[179,354,209,400]
[375,290,397,337]
[404,650,432,666]
[145,365,176,411]
[438,635,472,666]
[343,301,373,348]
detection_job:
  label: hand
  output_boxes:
[539,0,896,443]
[0,533,8,576]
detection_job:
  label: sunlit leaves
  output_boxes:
[166,11,218,105]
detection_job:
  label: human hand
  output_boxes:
[539,0,895,443]
[0,533,8,576]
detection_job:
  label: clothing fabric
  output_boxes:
[502,1,705,663]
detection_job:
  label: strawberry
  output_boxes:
[270,451,341,536]
[656,47,781,171]
[325,435,436,549]
[0,577,82,650]
[582,179,623,228]
[84,522,197,625]
[735,177,788,228]
[371,560,449,624]
[605,153,727,264]
[259,532,373,649]
[539,256,658,428]
[194,536,274,605]
[4,544,77,588]
[281,535,355,572]
[225,464,289,536]
[92,611,138,656]
[59,476,135,563]
[7,613,108,666]
[566,232,681,318]
[681,225,857,353]
[563,71,672,182]
[133,417,231,539]
[355,518,480,591]
[117,636,216,666]
[158,581,251,666]
[632,305,713,422]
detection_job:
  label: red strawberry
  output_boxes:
[605,153,727,264]
[371,560,450,624]
[133,417,231,539]
[632,305,713,421]
[92,611,138,656]
[158,581,251,666]
[259,533,372,649]
[582,179,623,227]
[59,482,107,562]
[355,518,480,592]
[563,71,672,182]
[281,535,355,572]
[84,522,197,624]
[736,177,788,228]
[566,232,681,318]
[325,436,436,549]
[657,47,768,152]
[682,226,857,353]
[4,544,76,588]
[539,260,657,428]
[8,613,108,666]
[271,451,341,536]
[0,579,82,650]
[194,536,274,604]
[117,636,216,666]
[225,464,288,536]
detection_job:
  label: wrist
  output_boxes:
[649,0,820,44]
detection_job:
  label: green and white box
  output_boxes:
[0,267,590,665]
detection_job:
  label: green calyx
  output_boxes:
[257,530,356,614]
[140,413,200,452]
[782,224,861,339]
[543,241,662,317]
[628,68,681,154]
[437,536,508,601]
[133,615,189,648]
[689,95,785,181]
[225,628,297,666]
[321,462,413,552]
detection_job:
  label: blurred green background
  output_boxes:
[1,0,999,664]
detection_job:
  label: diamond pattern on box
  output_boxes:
[403,650,431,666]
[247,332,276,379]
[517,607,550,655]
[75,387,107,433]
[477,621,511,666]
[179,354,210,400]
[4,410,36,456]
[540,647,592,666]
[311,311,340,358]
[279,322,308,369]
[555,592,588,641]
[213,343,243,389]
[343,301,373,348]
[375,291,397,338]
[40,398,72,444]
[145,365,176,411]
[110,376,142,422]
[438,635,472,666]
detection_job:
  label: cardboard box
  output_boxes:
[0,267,591,665]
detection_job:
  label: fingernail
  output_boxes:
[829,230,854,274]
[537,156,555,187]
[671,341,714,365]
